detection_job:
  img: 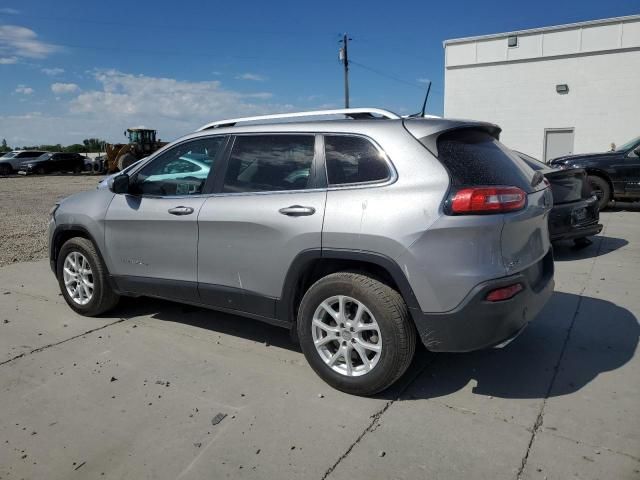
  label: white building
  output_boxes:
[443,15,640,161]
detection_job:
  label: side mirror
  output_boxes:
[108,173,130,194]
[633,147,640,157]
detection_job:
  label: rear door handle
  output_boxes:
[278,205,316,216]
[168,206,194,216]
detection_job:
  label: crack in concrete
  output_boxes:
[541,428,640,463]
[320,356,432,480]
[516,222,608,479]
[0,318,127,367]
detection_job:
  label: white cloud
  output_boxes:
[42,67,64,76]
[236,72,267,81]
[51,82,80,94]
[15,84,34,95]
[0,25,58,61]
[0,7,19,14]
[0,56,17,64]
[1,70,293,145]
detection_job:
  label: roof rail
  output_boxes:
[196,107,400,131]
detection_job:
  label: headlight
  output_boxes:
[49,203,60,219]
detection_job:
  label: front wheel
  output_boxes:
[57,237,120,316]
[297,272,416,396]
[587,175,611,211]
[117,153,137,171]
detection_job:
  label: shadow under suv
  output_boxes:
[48,108,554,395]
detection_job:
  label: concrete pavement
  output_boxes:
[0,208,638,479]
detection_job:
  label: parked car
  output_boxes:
[48,108,554,395]
[18,152,86,175]
[549,135,640,209]
[516,151,602,246]
[0,150,48,175]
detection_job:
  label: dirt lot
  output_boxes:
[0,175,98,267]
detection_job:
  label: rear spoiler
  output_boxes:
[403,118,501,157]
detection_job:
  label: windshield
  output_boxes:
[616,136,640,152]
[1,152,17,158]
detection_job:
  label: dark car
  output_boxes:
[549,135,640,210]
[18,152,86,175]
[517,151,602,246]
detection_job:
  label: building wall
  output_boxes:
[444,16,640,160]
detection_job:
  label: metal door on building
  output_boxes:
[544,128,574,163]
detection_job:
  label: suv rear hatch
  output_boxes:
[404,119,552,277]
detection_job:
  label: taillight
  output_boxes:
[448,186,526,215]
[486,283,523,302]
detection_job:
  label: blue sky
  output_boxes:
[1,0,638,146]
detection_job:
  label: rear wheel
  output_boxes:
[297,272,416,396]
[0,164,11,175]
[587,175,611,210]
[57,237,120,316]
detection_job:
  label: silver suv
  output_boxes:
[48,108,554,395]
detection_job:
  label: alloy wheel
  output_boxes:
[311,295,382,377]
[63,251,94,305]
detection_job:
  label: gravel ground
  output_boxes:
[0,175,99,267]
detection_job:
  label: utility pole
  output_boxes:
[339,33,351,108]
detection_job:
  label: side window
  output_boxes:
[133,136,227,196]
[324,135,390,185]
[223,135,315,193]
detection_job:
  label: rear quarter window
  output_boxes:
[324,135,390,185]
[434,129,534,192]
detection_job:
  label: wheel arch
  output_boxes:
[51,225,110,281]
[277,249,421,325]
[584,168,614,191]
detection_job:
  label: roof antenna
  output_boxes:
[419,80,431,117]
[408,80,432,118]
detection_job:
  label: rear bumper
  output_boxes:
[549,196,602,241]
[412,249,554,352]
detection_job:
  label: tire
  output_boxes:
[73,164,82,174]
[587,175,611,211]
[0,164,11,176]
[297,272,416,396]
[57,237,120,316]
[117,153,137,171]
[36,166,46,175]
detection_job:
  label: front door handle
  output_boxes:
[279,205,316,216]
[168,206,194,216]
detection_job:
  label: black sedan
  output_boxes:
[517,151,602,246]
[549,135,640,210]
[18,152,86,175]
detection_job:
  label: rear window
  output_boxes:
[433,130,534,192]
[223,135,315,193]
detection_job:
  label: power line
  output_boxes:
[349,60,424,91]
[351,60,444,95]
